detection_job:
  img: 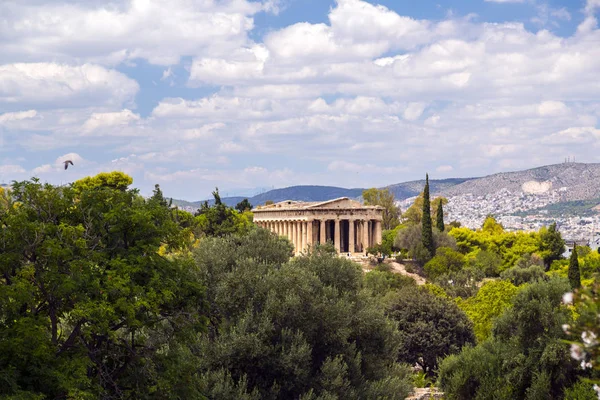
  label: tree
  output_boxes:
[568,245,581,289]
[424,247,466,279]
[385,286,475,376]
[500,253,547,286]
[538,223,565,269]
[439,278,578,400]
[403,192,448,226]
[191,233,413,399]
[456,280,519,341]
[0,174,208,398]
[235,198,253,213]
[195,188,253,237]
[421,174,435,258]
[362,188,401,230]
[436,198,445,232]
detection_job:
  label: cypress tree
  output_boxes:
[421,173,435,257]
[436,198,445,232]
[568,245,581,289]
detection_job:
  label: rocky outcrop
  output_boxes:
[407,387,444,400]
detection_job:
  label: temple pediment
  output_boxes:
[306,197,363,209]
[258,197,380,210]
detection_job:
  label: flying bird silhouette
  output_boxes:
[63,160,74,170]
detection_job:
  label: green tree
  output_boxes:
[385,286,475,376]
[195,188,253,237]
[436,198,445,232]
[439,278,578,400]
[362,188,401,230]
[569,246,581,289]
[0,174,207,398]
[500,253,547,286]
[421,174,434,259]
[457,280,519,341]
[235,198,253,213]
[538,223,565,269]
[424,247,466,279]
[192,234,413,399]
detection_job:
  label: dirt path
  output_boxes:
[385,260,427,285]
[359,258,427,285]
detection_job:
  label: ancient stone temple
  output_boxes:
[253,197,384,256]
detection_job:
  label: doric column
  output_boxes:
[349,220,355,254]
[285,221,291,239]
[301,221,308,252]
[307,220,313,250]
[290,221,296,252]
[296,222,301,254]
[320,220,326,244]
[334,219,341,253]
[363,220,369,252]
[375,220,382,245]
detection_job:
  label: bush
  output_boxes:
[439,278,579,400]
[385,286,475,376]
[563,380,598,400]
[364,270,416,296]
[424,247,466,279]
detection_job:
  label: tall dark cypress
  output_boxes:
[568,244,581,289]
[436,198,445,232]
[422,173,435,257]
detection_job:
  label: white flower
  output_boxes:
[563,292,573,304]
[562,324,570,333]
[570,343,585,361]
[582,331,598,346]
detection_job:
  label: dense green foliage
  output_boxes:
[0,174,207,398]
[569,246,582,289]
[193,237,413,399]
[235,198,253,213]
[439,278,578,399]
[456,280,519,342]
[385,286,475,376]
[436,199,445,232]
[195,189,253,237]
[362,188,401,230]
[421,174,435,258]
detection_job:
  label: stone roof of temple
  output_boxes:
[254,197,382,211]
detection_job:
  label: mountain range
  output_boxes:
[170,162,600,210]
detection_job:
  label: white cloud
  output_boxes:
[542,127,600,144]
[82,109,140,134]
[0,0,266,66]
[0,110,37,124]
[0,63,138,107]
[403,103,427,121]
[0,164,26,174]
[586,0,600,15]
[436,165,454,173]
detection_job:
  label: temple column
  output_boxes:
[307,220,313,250]
[301,221,308,252]
[334,219,341,253]
[296,222,301,253]
[285,221,290,239]
[290,221,296,252]
[320,220,326,244]
[363,220,369,252]
[349,219,355,254]
[375,220,382,245]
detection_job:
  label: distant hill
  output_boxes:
[170,162,600,211]
[438,162,600,200]
[387,178,472,199]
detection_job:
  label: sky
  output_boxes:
[1,0,600,200]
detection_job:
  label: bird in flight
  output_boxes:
[63,160,74,170]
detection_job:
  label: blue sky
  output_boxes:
[1,0,599,200]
